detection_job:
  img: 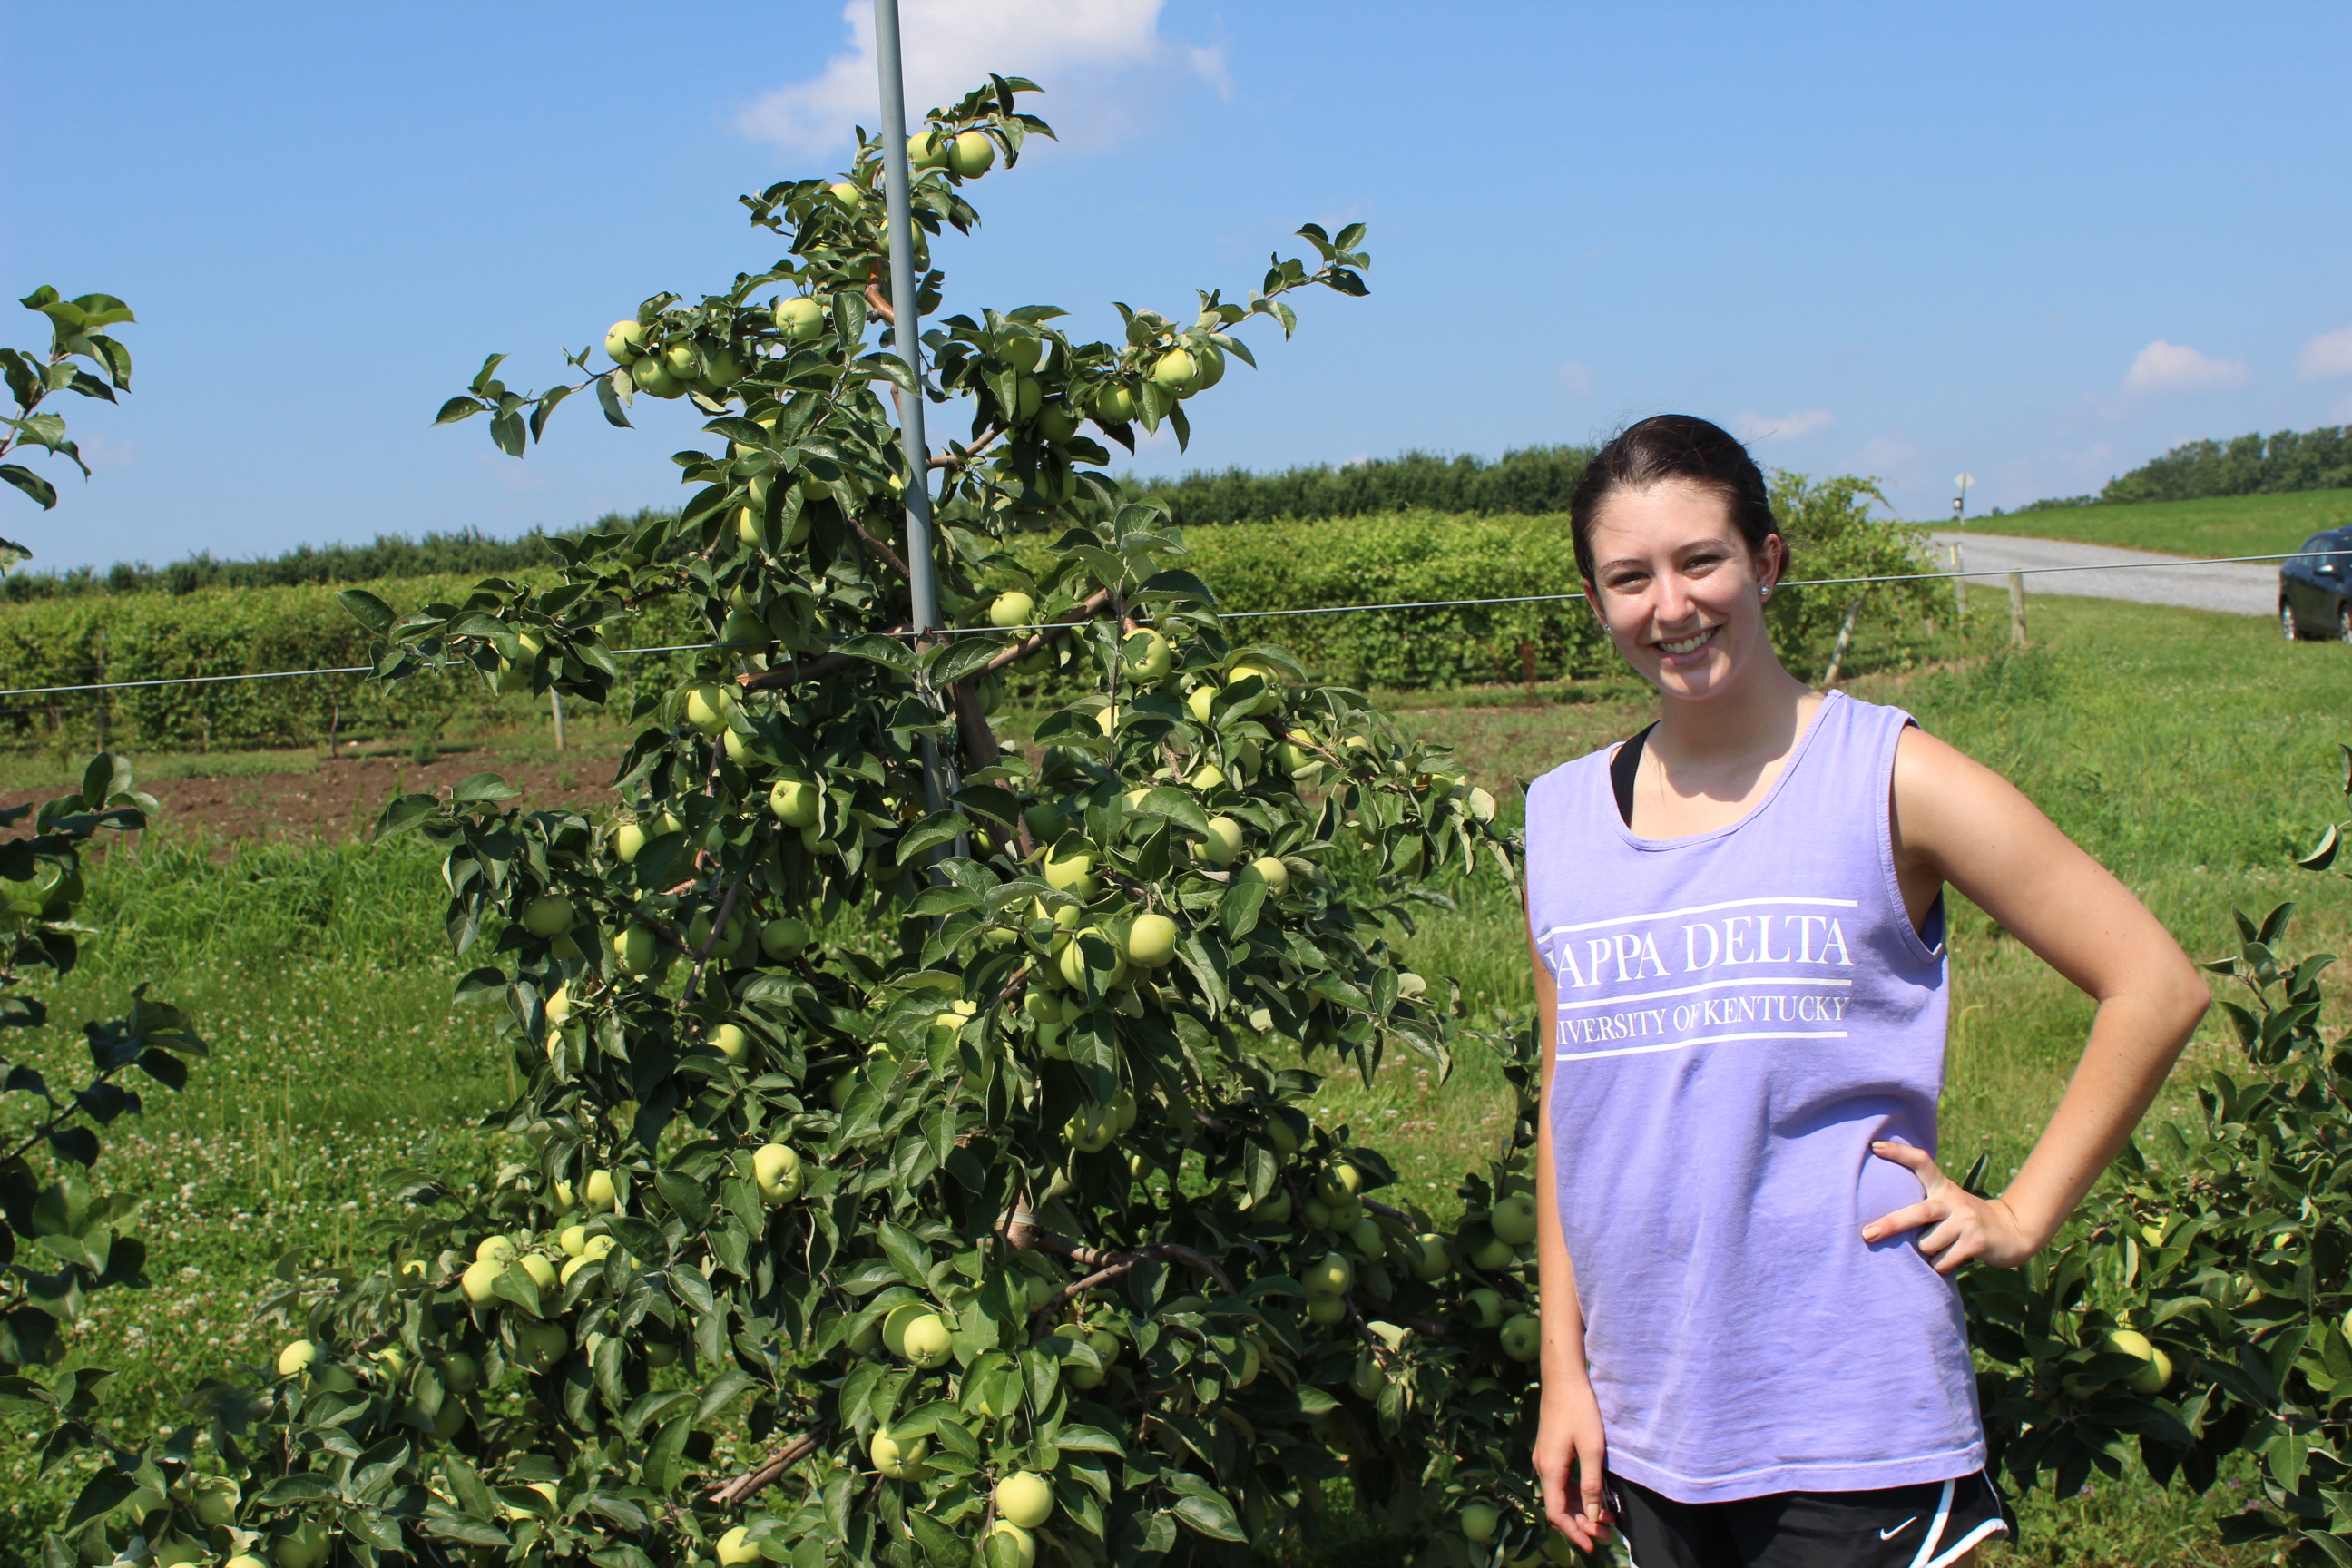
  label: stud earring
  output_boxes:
[1759,585,1771,601]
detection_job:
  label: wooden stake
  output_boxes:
[2007,572,2028,648]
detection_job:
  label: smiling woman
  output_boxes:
[1518,415,2212,1568]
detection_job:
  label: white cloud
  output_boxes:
[2121,339,2252,397]
[735,0,1225,159]
[1556,362,1594,397]
[1730,409,1836,443]
[1845,434,1917,473]
[2296,327,2352,382]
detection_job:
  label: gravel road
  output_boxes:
[1926,531,2278,619]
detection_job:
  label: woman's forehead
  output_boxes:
[1587,480,1740,552]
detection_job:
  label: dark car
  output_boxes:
[2281,530,2352,641]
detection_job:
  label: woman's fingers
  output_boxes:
[1870,1138,1942,1181]
[1860,1197,1943,1244]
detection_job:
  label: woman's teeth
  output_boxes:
[1660,628,1712,655]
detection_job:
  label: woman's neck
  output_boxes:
[1650,655,1817,773]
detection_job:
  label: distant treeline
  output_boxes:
[1123,445,1594,526]
[0,511,672,603]
[2018,425,2352,512]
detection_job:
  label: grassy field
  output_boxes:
[1960,488,2352,560]
[3,584,2344,1562]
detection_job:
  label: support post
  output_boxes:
[872,0,963,851]
[2007,572,2028,649]
[1820,597,1866,688]
[1949,543,1965,623]
[550,687,566,751]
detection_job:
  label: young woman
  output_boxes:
[1524,416,2210,1568]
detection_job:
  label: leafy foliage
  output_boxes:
[0,286,136,555]
[40,78,1585,1568]
[0,758,209,1520]
[1125,447,1596,529]
[2098,426,2352,507]
[1763,472,1943,675]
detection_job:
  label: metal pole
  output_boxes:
[871,0,960,826]
[549,686,565,751]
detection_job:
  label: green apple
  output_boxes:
[753,1143,802,1203]
[1348,1215,1385,1259]
[1303,1252,1355,1299]
[907,130,946,168]
[519,1253,557,1291]
[518,1321,568,1369]
[684,682,734,734]
[1001,334,1044,373]
[1042,847,1098,897]
[686,908,745,962]
[227,1556,270,1568]
[631,352,682,398]
[1124,627,1175,681]
[192,1476,240,1528]
[614,822,649,863]
[947,130,995,177]
[1185,682,1219,722]
[827,180,861,211]
[1198,816,1245,868]
[1250,1188,1294,1226]
[1349,1349,1385,1400]
[1194,342,1227,389]
[1063,1103,1116,1153]
[1491,1193,1540,1246]
[778,294,826,340]
[720,610,768,647]
[1239,856,1289,894]
[1110,1086,1139,1132]
[1038,405,1075,441]
[459,1259,502,1304]
[441,1351,481,1394]
[702,344,742,386]
[1315,1163,1363,1205]
[583,1170,618,1213]
[1234,1339,1263,1387]
[2102,1328,2173,1393]
[1152,348,1200,394]
[613,924,662,978]
[901,1312,953,1367]
[1267,1109,1303,1155]
[995,1470,1055,1529]
[1407,1232,1453,1280]
[1125,912,1179,967]
[1468,1235,1514,1272]
[557,1224,588,1258]
[760,916,809,959]
[1465,1288,1505,1328]
[716,1526,761,1567]
[988,590,1035,628]
[276,1338,318,1377]
[275,1520,331,1568]
[475,1232,518,1265]
[988,1522,1037,1568]
[494,631,544,692]
[604,318,646,363]
[708,1024,751,1065]
[1057,928,1128,990]
[769,778,821,827]
[522,894,573,936]
[1091,382,1135,424]
[662,342,702,382]
[1459,1503,1502,1544]
[869,1426,928,1478]
[1305,1294,1348,1325]
[1499,1312,1542,1363]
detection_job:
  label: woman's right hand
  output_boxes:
[1534,1371,1611,1549]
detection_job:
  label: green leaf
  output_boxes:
[1171,1488,1246,1542]
[435,395,487,426]
[450,772,522,803]
[338,588,397,635]
[1,464,58,509]
[897,811,967,865]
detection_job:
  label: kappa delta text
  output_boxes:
[1543,902,1862,1062]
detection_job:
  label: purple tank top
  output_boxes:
[1524,691,1984,1503]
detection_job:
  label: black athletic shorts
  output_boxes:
[1608,1470,2009,1568]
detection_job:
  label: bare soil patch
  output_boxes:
[0,749,625,848]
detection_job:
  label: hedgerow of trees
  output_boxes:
[2018,424,2352,512]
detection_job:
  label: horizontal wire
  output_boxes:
[0,549,2301,701]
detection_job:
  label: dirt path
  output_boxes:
[0,750,625,847]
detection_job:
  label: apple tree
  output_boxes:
[49,80,1584,1568]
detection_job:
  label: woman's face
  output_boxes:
[1583,479,1784,701]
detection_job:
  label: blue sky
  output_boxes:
[4,1,2347,575]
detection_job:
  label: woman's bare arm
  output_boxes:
[1865,726,2210,1269]
[1530,927,1612,1545]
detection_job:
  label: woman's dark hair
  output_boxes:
[1567,414,1785,587]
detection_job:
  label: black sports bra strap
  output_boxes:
[1611,723,1656,828]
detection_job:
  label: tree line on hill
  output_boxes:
[2017,423,2352,512]
[0,447,1601,601]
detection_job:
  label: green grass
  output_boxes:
[1958,489,2352,560]
[6,587,2344,1563]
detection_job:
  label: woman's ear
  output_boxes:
[1757,534,1786,595]
[1582,580,1606,626]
